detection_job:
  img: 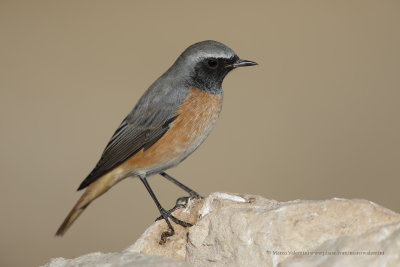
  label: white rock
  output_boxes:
[43,251,188,267]
[186,193,400,266]
[44,192,400,267]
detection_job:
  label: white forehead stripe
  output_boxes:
[186,50,235,64]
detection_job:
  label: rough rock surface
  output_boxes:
[44,251,188,267]
[185,193,400,266]
[45,192,400,267]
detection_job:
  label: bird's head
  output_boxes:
[172,40,257,93]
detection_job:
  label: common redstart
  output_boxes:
[56,40,257,243]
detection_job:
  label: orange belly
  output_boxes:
[117,87,223,176]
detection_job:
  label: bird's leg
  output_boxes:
[157,172,203,221]
[159,171,202,199]
[139,175,192,244]
[154,196,191,222]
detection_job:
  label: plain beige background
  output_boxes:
[1,1,399,266]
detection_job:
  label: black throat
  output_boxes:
[188,56,238,94]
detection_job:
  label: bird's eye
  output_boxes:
[207,59,218,69]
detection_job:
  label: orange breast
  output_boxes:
[118,87,223,175]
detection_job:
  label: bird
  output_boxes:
[56,40,257,243]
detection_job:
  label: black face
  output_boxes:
[189,55,239,93]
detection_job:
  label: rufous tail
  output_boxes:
[56,173,117,236]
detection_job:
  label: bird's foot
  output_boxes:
[156,194,204,244]
[156,207,192,227]
[159,227,174,245]
[157,207,192,245]
[155,193,202,222]
[173,193,203,207]
[188,191,203,200]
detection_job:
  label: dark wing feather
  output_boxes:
[77,110,178,191]
[77,68,189,191]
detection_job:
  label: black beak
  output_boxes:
[226,59,258,68]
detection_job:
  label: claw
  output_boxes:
[155,204,185,221]
[168,213,192,227]
[154,194,202,244]
[157,207,192,244]
[190,193,203,200]
[156,194,199,221]
[157,208,192,227]
[159,228,174,245]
